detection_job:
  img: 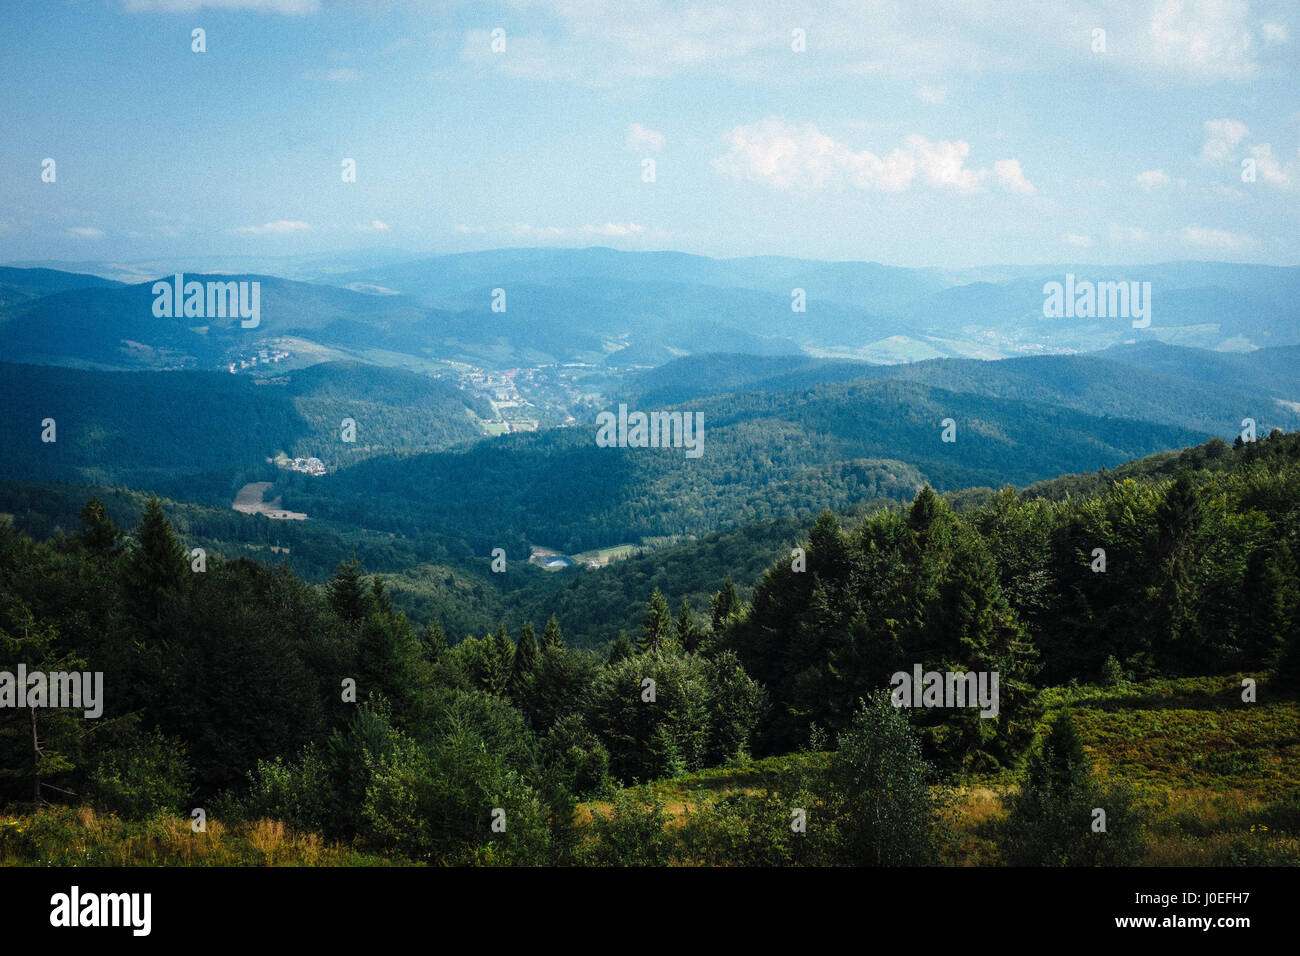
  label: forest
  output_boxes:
[1,429,1296,865]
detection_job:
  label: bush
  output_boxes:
[823,692,939,865]
[86,729,193,820]
[584,791,677,866]
[540,714,611,800]
[1100,655,1126,687]
[241,745,332,833]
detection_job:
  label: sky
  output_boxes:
[1,0,1297,268]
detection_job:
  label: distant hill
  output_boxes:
[626,344,1300,437]
[5,254,1297,370]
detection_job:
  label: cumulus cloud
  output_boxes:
[503,222,652,239]
[1062,233,1095,248]
[66,226,105,239]
[1135,168,1172,190]
[626,124,665,153]
[1145,0,1261,81]
[711,118,1031,195]
[1247,143,1298,189]
[234,220,311,235]
[994,158,1036,195]
[1200,118,1249,163]
[358,220,390,231]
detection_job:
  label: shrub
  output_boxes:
[86,729,193,820]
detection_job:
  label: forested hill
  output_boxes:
[624,343,1300,437]
[292,376,1207,553]
[0,361,491,494]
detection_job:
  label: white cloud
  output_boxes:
[626,124,665,153]
[1135,168,1172,190]
[1062,233,1095,248]
[994,158,1036,195]
[66,226,105,239]
[580,222,648,236]
[358,220,390,231]
[124,0,318,12]
[234,219,311,235]
[454,1,1276,87]
[1199,118,1249,163]
[1169,223,1254,249]
[711,118,1031,195]
[1144,0,1260,81]
[1247,143,1297,189]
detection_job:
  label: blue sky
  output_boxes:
[1,0,1297,267]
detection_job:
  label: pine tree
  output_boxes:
[421,621,448,666]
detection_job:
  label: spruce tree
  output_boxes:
[675,598,699,653]
[487,621,513,696]
[122,495,188,628]
[710,577,739,632]
[541,614,565,650]
[327,557,369,626]
[510,620,538,698]
[639,588,672,653]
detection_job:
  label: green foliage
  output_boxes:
[822,693,940,865]
[1001,711,1145,866]
[86,729,193,821]
[584,791,677,866]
